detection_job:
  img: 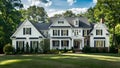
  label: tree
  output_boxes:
[84,7,97,23]
[53,14,63,17]
[25,6,48,23]
[94,0,120,47]
[115,24,120,48]
[0,0,23,53]
[63,10,76,17]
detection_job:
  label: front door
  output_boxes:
[74,40,80,49]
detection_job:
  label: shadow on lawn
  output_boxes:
[0,54,120,68]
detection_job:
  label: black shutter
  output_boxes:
[16,41,18,52]
[37,41,39,50]
[23,28,25,35]
[53,30,54,36]
[101,30,102,35]
[61,41,63,46]
[94,41,96,47]
[67,41,69,46]
[30,41,32,52]
[104,41,105,47]
[67,30,68,36]
[83,30,84,36]
[87,30,89,35]
[30,28,31,35]
[96,30,97,35]
[23,41,24,52]
[58,30,60,36]
[61,30,63,36]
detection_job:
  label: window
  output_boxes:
[58,21,64,24]
[61,40,69,47]
[94,40,105,47]
[30,41,38,50]
[23,28,31,35]
[53,30,60,36]
[16,41,24,50]
[83,30,87,36]
[75,21,79,25]
[61,30,68,36]
[73,30,79,36]
[96,29,102,35]
[53,40,59,46]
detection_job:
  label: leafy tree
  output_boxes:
[0,0,23,53]
[94,0,120,47]
[53,14,63,17]
[25,6,48,23]
[115,24,120,48]
[63,10,76,17]
[84,7,97,23]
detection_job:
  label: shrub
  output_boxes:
[41,39,50,54]
[82,46,91,53]
[26,42,29,53]
[71,47,75,53]
[63,48,67,53]
[110,45,118,53]
[50,49,59,54]
[3,43,15,55]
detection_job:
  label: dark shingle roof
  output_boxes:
[50,17,91,28]
[32,23,51,30]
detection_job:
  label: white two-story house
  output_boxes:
[10,17,109,52]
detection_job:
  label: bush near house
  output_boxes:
[41,39,50,54]
[109,45,118,53]
[3,43,15,55]
[82,46,109,53]
[82,46,91,53]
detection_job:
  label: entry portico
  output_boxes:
[71,36,84,50]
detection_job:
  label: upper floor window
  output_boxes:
[83,30,87,36]
[96,29,102,35]
[61,30,68,36]
[75,21,79,25]
[53,30,60,36]
[23,28,31,35]
[73,30,79,36]
[58,21,64,24]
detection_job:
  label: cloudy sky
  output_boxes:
[21,0,97,17]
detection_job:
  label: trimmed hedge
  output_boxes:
[82,46,109,53]
[3,43,15,55]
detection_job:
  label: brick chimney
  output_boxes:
[100,18,104,23]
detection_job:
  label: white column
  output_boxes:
[59,40,61,49]
[50,39,52,50]
[71,39,73,47]
[82,38,84,49]
[79,40,82,49]
[60,29,61,36]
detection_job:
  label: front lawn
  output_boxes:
[0,53,120,68]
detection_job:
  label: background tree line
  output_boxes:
[0,0,120,53]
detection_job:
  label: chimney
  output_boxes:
[100,18,104,23]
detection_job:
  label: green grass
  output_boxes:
[0,53,120,68]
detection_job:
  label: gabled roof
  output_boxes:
[50,17,91,28]
[32,23,51,30]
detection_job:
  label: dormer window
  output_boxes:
[58,21,64,24]
[75,21,79,25]
[23,28,31,35]
[74,20,79,27]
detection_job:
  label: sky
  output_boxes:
[21,0,97,17]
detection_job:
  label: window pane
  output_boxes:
[96,29,102,35]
